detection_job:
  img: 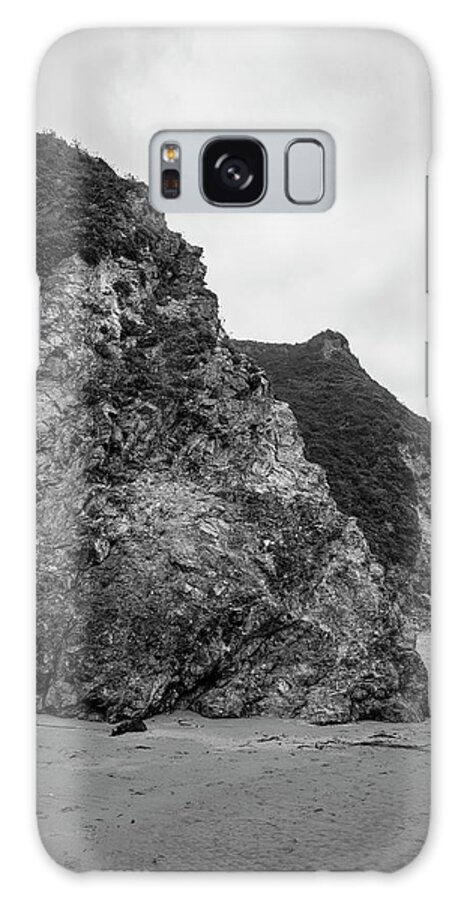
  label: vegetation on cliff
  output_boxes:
[234,333,430,576]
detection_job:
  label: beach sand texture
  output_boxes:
[37,713,430,872]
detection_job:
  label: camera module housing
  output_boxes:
[150,130,335,213]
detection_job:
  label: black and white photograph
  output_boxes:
[35,28,431,872]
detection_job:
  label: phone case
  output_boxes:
[36,27,431,872]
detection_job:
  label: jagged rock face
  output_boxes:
[397,446,431,630]
[36,135,429,724]
[234,333,431,629]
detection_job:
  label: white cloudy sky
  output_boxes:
[37,28,431,414]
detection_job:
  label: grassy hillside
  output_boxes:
[234,332,430,571]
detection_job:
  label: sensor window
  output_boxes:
[285,140,324,205]
[162,169,180,199]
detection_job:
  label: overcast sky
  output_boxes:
[37,28,431,415]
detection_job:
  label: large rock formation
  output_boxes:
[234,333,431,631]
[36,134,429,724]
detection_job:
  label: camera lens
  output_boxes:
[218,157,251,190]
[202,138,266,205]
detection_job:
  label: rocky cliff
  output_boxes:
[235,333,431,630]
[36,134,428,724]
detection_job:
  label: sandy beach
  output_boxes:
[37,712,430,872]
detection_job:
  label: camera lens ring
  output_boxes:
[201,137,267,206]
